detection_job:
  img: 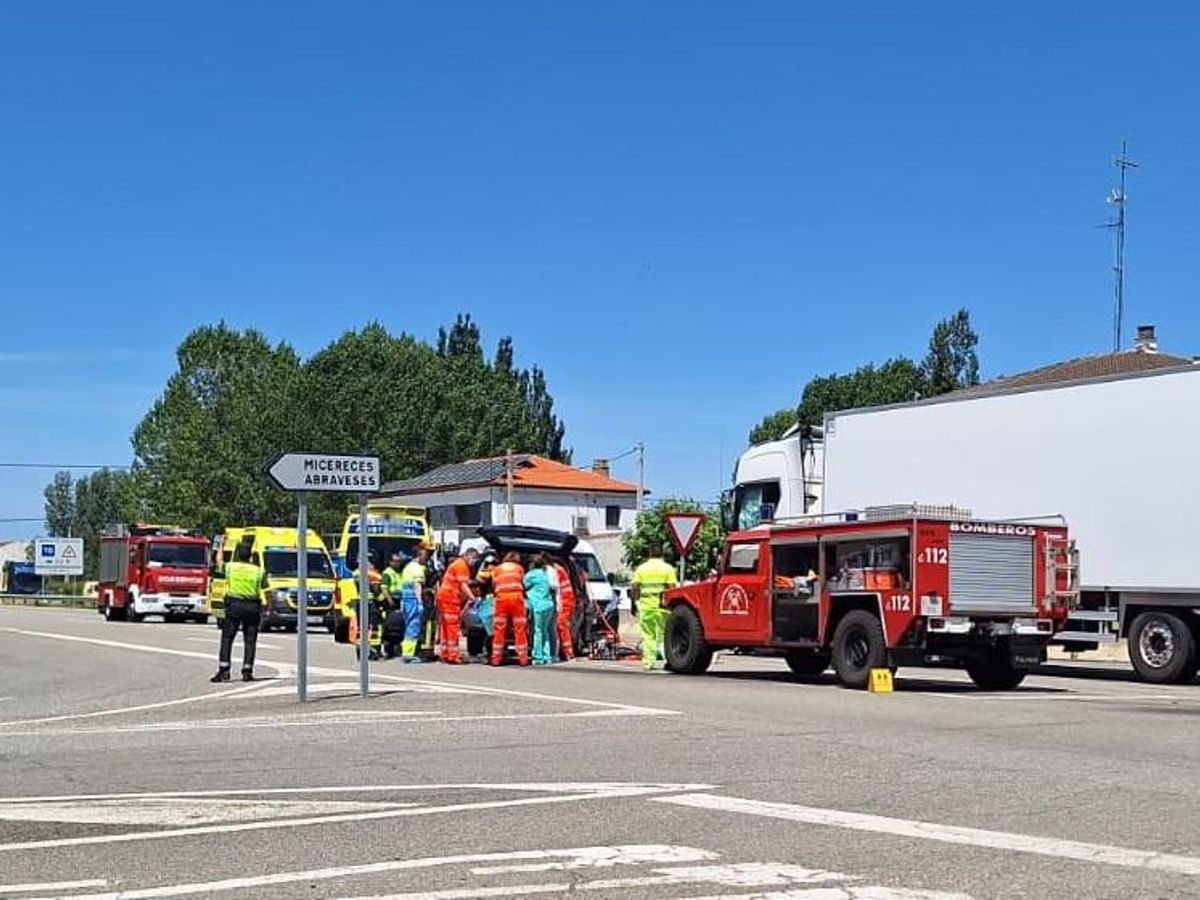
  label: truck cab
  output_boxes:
[208,526,338,633]
[663,508,1077,690]
[97,524,210,623]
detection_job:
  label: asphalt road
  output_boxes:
[1,606,1198,900]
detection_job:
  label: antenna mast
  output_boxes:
[1106,141,1138,352]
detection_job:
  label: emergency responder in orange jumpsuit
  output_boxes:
[490,552,529,666]
[437,547,478,664]
[553,561,577,661]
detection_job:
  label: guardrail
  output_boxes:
[0,593,93,608]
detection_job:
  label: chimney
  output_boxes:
[1134,324,1157,353]
[591,458,610,479]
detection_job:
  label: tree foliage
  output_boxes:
[922,307,980,395]
[47,316,571,542]
[621,498,725,579]
[748,408,799,446]
[43,468,136,577]
[796,357,927,426]
[765,309,981,430]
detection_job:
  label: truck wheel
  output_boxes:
[103,602,125,622]
[126,607,143,623]
[785,649,831,678]
[831,609,887,689]
[966,651,1026,690]
[664,605,712,675]
[1129,611,1196,684]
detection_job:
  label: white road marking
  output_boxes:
[22,844,710,899]
[0,679,265,728]
[336,887,567,900]
[0,782,709,806]
[0,881,107,895]
[468,844,719,874]
[0,784,709,853]
[0,798,417,827]
[0,627,679,721]
[15,844,967,900]
[658,793,1200,878]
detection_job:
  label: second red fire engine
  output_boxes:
[662,505,1078,689]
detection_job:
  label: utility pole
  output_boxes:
[1106,141,1138,352]
[505,449,515,525]
[635,442,645,515]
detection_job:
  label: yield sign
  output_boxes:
[665,513,706,556]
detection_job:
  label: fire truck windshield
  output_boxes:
[147,542,208,569]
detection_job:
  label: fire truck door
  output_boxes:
[712,540,768,638]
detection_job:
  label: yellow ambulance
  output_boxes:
[331,505,430,642]
[208,526,338,632]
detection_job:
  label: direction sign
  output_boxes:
[34,538,84,576]
[267,453,380,493]
[664,513,706,556]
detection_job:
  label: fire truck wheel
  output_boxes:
[664,605,712,675]
[831,609,887,689]
[1128,611,1196,684]
[126,607,143,623]
[784,649,831,678]
[965,652,1026,691]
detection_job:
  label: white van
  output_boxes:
[571,539,623,613]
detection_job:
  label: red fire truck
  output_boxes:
[97,524,211,624]
[662,506,1078,689]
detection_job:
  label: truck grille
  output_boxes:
[949,532,1034,612]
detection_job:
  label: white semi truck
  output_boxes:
[732,363,1200,683]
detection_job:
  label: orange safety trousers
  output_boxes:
[437,594,462,663]
[556,599,575,660]
[491,595,529,666]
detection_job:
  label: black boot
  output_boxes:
[210,669,230,683]
[241,670,255,682]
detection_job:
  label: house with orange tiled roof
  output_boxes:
[372,454,645,550]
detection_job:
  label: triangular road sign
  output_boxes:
[665,513,706,556]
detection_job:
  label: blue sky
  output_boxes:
[2,1,1199,539]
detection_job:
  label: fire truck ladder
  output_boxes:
[1045,538,1117,646]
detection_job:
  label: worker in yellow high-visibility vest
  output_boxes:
[630,544,678,672]
[212,542,268,683]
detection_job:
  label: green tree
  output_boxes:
[796,357,926,426]
[922,308,980,395]
[621,499,725,579]
[131,322,305,537]
[43,471,75,537]
[748,408,799,445]
[72,469,137,578]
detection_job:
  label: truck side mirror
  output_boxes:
[606,572,616,585]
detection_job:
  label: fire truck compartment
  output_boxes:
[949,532,1035,612]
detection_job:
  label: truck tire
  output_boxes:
[966,651,1026,690]
[785,649,831,678]
[103,601,126,622]
[1129,611,1196,684]
[664,605,713,675]
[831,609,887,689]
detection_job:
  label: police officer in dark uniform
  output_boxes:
[211,542,268,683]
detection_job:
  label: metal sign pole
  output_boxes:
[358,495,370,698]
[297,494,309,703]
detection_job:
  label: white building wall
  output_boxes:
[492,488,637,535]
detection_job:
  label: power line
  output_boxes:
[0,463,129,470]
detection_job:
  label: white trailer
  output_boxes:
[820,364,1200,683]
